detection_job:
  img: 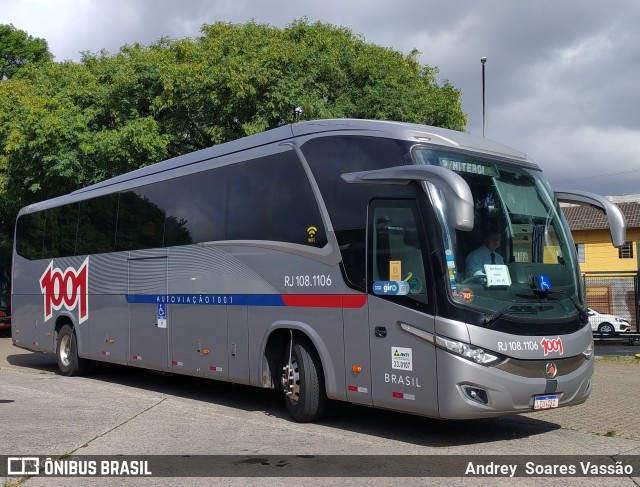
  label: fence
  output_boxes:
[583,271,639,332]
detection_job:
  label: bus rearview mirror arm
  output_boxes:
[555,190,627,248]
[341,165,474,231]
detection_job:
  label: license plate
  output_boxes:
[533,394,559,410]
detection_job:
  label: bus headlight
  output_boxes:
[435,336,502,366]
[582,341,594,360]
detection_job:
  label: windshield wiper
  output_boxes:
[528,279,589,324]
[483,288,588,328]
[481,300,533,327]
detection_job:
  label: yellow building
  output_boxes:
[561,195,640,329]
[562,195,640,273]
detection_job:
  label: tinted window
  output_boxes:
[302,136,412,289]
[164,150,326,247]
[15,149,327,259]
[77,194,118,254]
[42,205,79,258]
[164,170,227,246]
[226,151,327,246]
[16,212,46,259]
[17,206,80,260]
[116,183,167,251]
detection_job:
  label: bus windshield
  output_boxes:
[414,148,583,322]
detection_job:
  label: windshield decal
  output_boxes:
[460,288,475,303]
[373,281,409,296]
[439,158,498,177]
[484,264,512,287]
[537,275,552,290]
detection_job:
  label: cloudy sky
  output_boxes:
[4,0,640,196]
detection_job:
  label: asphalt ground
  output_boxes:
[1,330,640,486]
[594,341,640,357]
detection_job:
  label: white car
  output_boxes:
[587,308,631,334]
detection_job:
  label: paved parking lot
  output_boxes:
[1,332,639,485]
[595,341,640,357]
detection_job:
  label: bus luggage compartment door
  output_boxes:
[128,251,169,371]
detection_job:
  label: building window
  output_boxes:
[618,242,634,259]
[575,243,585,263]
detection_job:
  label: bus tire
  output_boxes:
[56,324,89,376]
[281,337,326,422]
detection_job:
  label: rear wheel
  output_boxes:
[598,323,615,334]
[281,337,326,422]
[56,325,90,376]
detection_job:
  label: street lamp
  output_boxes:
[481,57,487,138]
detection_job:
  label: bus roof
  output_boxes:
[18,119,538,216]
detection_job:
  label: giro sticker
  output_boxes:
[39,257,89,324]
[373,281,409,296]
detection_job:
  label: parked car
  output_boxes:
[0,295,10,330]
[587,308,631,334]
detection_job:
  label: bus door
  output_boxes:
[367,200,439,416]
[167,248,230,381]
[87,254,130,364]
[128,249,169,371]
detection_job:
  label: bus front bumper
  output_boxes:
[435,348,594,420]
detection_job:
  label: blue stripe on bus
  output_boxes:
[125,293,368,308]
[126,294,285,306]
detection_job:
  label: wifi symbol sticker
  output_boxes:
[307,226,318,243]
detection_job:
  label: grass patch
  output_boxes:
[604,430,617,437]
[3,477,29,487]
[595,355,639,363]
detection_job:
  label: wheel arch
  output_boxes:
[259,321,339,399]
[53,313,86,356]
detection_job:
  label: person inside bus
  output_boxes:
[465,230,504,276]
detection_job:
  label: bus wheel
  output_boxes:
[281,337,326,422]
[56,325,89,376]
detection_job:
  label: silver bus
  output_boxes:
[11,119,625,422]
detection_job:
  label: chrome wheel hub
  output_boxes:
[282,357,300,405]
[59,335,72,367]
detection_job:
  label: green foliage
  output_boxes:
[0,19,467,270]
[0,24,52,80]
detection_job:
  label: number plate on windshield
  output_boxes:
[533,394,558,410]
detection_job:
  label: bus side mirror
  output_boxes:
[341,165,474,231]
[555,190,627,248]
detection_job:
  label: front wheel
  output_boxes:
[281,337,326,422]
[598,323,615,334]
[56,325,90,376]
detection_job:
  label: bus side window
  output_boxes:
[373,213,391,281]
[368,201,430,308]
[16,211,46,260]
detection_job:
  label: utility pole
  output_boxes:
[481,57,487,138]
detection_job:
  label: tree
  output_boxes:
[0,24,52,80]
[149,20,467,152]
[0,19,467,245]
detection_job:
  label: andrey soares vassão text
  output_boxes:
[465,460,634,477]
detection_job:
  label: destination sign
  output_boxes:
[439,158,498,176]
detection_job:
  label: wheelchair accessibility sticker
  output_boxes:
[157,303,167,329]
